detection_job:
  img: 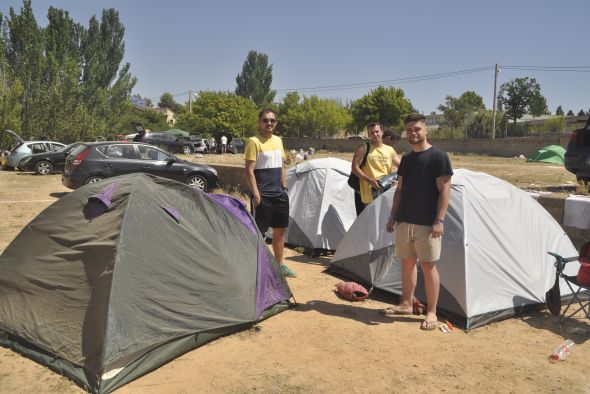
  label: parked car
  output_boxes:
[142,132,195,155]
[564,114,590,182]
[62,142,218,191]
[228,138,245,154]
[1,130,66,170]
[19,142,83,175]
[216,137,245,154]
[189,134,211,153]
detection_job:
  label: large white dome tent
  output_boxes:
[329,169,580,330]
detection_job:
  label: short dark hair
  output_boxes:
[259,108,277,120]
[367,122,383,130]
[383,128,399,140]
[404,112,426,125]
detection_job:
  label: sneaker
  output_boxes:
[280,264,297,278]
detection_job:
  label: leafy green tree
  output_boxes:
[158,92,181,112]
[437,91,485,139]
[178,91,258,137]
[235,50,276,107]
[567,110,574,116]
[4,3,135,142]
[0,79,23,132]
[529,94,549,116]
[300,95,352,138]
[464,109,502,139]
[555,105,564,116]
[7,0,44,136]
[498,77,547,125]
[276,91,305,137]
[578,109,587,116]
[350,86,412,130]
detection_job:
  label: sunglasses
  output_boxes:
[261,118,276,124]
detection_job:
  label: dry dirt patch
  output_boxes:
[0,167,588,394]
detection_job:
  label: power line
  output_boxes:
[139,64,590,101]
[276,66,495,93]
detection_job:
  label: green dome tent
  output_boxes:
[527,145,565,164]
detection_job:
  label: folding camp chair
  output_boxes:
[547,241,590,324]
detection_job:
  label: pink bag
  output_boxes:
[335,281,369,301]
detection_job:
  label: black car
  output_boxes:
[564,114,590,182]
[142,132,195,155]
[19,142,83,175]
[62,142,218,191]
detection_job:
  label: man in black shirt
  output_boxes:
[384,113,453,331]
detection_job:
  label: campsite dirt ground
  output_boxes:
[0,155,589,394]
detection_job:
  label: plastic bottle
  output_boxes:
[549,339,575,362]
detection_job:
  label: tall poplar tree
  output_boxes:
[235,50,276,107]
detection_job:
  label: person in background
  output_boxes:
[245,109,296,278]
[220,135,228,154]
[384,112,453,331]
[351,123,400,215]
[382,128,400,147]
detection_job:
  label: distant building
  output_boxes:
[155,107,177,125]
[425,113,444,131]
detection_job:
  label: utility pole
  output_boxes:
[188,90,192,114]
[491,63,499,140]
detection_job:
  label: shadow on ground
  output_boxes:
[291,299,418,326]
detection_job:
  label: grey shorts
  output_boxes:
[395,222,441,262]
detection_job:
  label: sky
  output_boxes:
[2,0,590,114]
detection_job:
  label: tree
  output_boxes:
[4,3,135,142]
[350,86,412,130]
[276,91,305,137]
[7,0,44,136]
[437,91,485,139]
[529,94,549,116]
[235,50,276,107]
[178,91,258,137]
[578,109,587,116]
[158,92,180,112]
[498,77,547,125]
[555,105,564,116]
[567,110,574,116]
[299,96,352,139]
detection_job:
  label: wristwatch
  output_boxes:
[433,219,444,225]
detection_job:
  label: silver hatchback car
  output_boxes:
[2,130,65,170]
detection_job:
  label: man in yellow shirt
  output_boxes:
[245,109,296,277]
[351,122,400,214]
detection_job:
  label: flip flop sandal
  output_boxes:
[381,306,413,316]
[420,319,438,331]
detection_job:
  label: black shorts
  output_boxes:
[254,193,289,233]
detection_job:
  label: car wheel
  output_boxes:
[84,175,105,185]
[35,160,53,175]
[231,146,238,154]
[182,145,192,155]
[186,174,207,191]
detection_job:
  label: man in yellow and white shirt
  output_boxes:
[245,109,296,277]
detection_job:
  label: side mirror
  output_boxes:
[167,158,175,165]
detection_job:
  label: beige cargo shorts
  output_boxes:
[395,222,441,262]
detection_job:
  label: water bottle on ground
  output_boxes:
[549,339,575,362]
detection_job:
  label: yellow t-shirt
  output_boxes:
[359,144,396,204]
[244,134,286,197]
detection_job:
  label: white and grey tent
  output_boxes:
[329,169,580,330]
[276,158,357,255]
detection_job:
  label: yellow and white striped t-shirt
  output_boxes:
[245,134,286,197]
